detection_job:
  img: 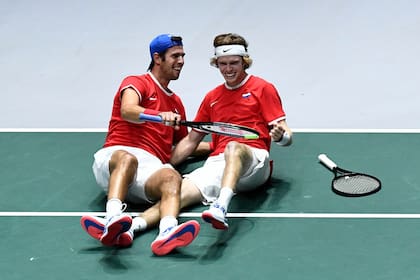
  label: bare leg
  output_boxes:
[107,150,138,201]
[144,168,182,219]
[145,173,203,256]
[95,150,138,246]
[221,141,253,191]
[140,177,203,229]
[202,141,253,230]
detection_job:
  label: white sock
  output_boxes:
[216,187,235,210]
[159,216,178,236]
[106,198,122,218]
[131,216,147,232]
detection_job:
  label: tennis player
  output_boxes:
[169,32,293,230]
[80,34,205,256]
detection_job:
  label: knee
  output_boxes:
[112,151,138,173]
[224,141,253,165]
[224,141,244,157]
[160,169,182,194]
[161,169,182,184]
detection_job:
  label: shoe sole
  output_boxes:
[151,220,200,256]
[100,216,132,246]
[80,216,105,240]
[117,232,134,247]
[80,216,133,247]
[202,211,228,230]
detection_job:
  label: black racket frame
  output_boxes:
[332,167,382,197]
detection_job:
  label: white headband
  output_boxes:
[214,44,248,58]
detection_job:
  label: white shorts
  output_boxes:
[184,147,271,204]
[92,145,174,204]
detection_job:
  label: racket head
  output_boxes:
[332,168,381,197]
[194,122,259,139]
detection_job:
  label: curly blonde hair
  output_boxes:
[210,33,253,69]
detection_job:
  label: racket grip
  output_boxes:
[318,154,337,170]
[139,113,163,123]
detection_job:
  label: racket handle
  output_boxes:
[318,154,337,170]
[139,113,163,123]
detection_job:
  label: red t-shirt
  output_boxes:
[193,75,286,156]
[103,73,188,163]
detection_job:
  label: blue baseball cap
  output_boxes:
[149,34,183,59]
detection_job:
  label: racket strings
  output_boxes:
[200,124,258,139]
[333,174,380,195]
[204,125,246,135]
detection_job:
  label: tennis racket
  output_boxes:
[318,154,381,197]
[139,113,259,139]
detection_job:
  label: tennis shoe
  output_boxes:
[151,220,200,256]
[100,214,132,246]
[80,215,106,240]
[117,228,134,247]
[202,203,229,230]
[80,215,134,247]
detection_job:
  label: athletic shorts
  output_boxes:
[92,145,174,204]
[184,147,271,204]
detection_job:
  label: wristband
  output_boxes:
[144,109,161,116]
[275,131,291,146]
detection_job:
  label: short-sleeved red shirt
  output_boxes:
[193,75,286,156]
[104,73,188,163]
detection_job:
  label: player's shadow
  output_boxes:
[99,249,131,273]
[77,244,135,273]
[199,176,291,263]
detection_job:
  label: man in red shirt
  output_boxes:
[170,33,293,230]
[80,34,200,256]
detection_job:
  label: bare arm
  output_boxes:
[120,88,181,126]
[191,141,212,157]
[170,130,206,166]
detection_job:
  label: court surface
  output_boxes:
[1,131,420,280]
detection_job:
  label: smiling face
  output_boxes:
[150,45,186,88]
[215,55,247,87]
[160,45,185,81]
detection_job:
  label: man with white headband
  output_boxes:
[213,44,249,58]
[169,33,293,231]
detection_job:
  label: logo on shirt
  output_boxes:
[149,93,157,101]
[242,92,251,98]
[210,100,219,107]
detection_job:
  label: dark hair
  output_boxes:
[148,36,183,71]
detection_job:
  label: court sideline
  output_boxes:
[0,131,419,279]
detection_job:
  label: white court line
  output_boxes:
[0,128,420,133]
[0,128,108,132]
[292,128,420,133]
[2,212,420,218]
